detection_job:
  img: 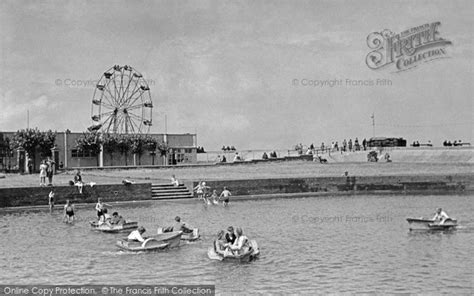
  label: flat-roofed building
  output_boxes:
[0,131,197,172]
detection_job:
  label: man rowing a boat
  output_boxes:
[128,226,146,242]
[433,208,450,224]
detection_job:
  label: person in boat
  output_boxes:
[226,227,251,256]
[233,152,242,162]
[63,200,75,223]
[98,208,113,226]
[110,212,126,225]
[433,208,450,224]
[128,226,146,242]
[219,187,231,206]
[164,216,193,233]
[214,230,227,256]
[225,226,236,244]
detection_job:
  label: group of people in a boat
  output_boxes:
[193,181,231,206]
[214,226,252,257]
[95,198,126,226]
[126,216,192,242]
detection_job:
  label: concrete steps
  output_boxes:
[151,184,194,199]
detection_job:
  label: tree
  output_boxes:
[103,133,118,166]
[130,135,147,166]
[157,141,168,156]
[10,128,40,158]
[10,128,57,171]
[37,130,57,158]
[116,134,132,166]
[0,136,13,170]
[144,136,158,165]
[76,131,102,166]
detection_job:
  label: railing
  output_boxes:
[197,145,474,163]
[197,148,337,163]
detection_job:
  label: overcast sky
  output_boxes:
[1,0,472,150]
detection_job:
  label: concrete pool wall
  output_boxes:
[1,173,472,208]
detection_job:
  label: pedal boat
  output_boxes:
[208,240,260,263]
[90,221,138,233]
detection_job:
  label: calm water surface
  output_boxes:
[0,194,473,294]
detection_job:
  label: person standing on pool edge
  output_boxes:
[46,157,55,186]
[48,189,55,213]
[39,160,47,187]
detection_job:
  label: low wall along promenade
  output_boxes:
[1,174,473,209]
[0,183,152,208]
[196,174,473,200]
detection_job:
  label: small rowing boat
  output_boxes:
[208,240,260,263]
[152,231,183,248]
[157,227,200,241]
[428,219,458,230]
[90,221,138,233]
[116,231,182,251]
[406,218,458,231]
[116,238,169,252]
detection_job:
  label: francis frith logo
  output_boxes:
[366,22,452,72]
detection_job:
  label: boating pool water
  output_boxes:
[1,194,473,294]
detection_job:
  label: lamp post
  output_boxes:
[371,113,375,137]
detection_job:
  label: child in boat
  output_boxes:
[226,227,250,256]
[63,200,75,223]
[128,226,146,242]
[168,216,193,233]
[110,212,126,225]
[433,208,450,224]
[214,230,227,256]
[225,226,236,244]
[98,208,112,226]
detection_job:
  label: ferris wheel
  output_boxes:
[90,65,153,134]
